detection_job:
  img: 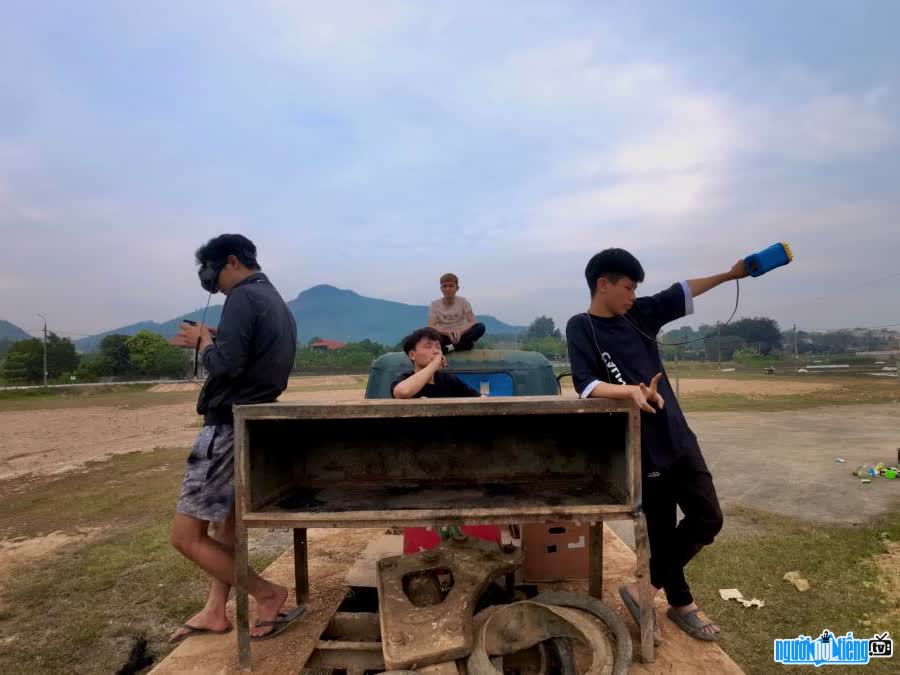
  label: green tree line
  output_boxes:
[1,330,190,385]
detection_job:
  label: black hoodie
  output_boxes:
[197,272,297,425]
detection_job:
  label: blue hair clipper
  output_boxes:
[744,242,793,277]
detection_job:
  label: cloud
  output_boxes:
[755,92,897,162]
[1,2,899,336]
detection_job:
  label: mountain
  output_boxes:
[75,284,524,351]
[0,320,31,341]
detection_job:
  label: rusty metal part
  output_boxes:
[532,591,632,675]
[377,536,522,670]
[467,601,616,675]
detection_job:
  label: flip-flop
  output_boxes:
[618,585,661,646]
[169,624,232,644]
[666,607,720,642]
[250,606,306,641]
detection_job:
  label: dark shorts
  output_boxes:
[176,424,235,523]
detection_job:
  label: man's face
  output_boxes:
[599,277,637,315]
[216,256,242,294]
[440,280,459,300]
[409,337,442,368]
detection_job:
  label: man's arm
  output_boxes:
[586,377,663,413]
[392,354,446,399]
[201,292,254,378]
[459,301,477,333]
[687,259,748,299]
[565,317,662,413]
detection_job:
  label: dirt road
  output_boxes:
[2,379,897,524]
[0,385,363,480]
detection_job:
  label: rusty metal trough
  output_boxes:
[232,396,654,669]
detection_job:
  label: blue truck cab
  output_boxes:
[365,350,561,399]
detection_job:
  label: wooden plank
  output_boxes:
[634,511,655,664]
[233,416,252,670]
[629,406,642,507]
[294,528,309,605]
[588,522,603,598]
[235,396,634,421]
[241,504,635,529]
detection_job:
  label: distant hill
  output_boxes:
[0,320,31,341]
[75,284,524,351]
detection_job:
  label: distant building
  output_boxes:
[309,339,346,352]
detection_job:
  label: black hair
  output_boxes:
[584,248,645,296]
[402,327,442,355]
[195,234,261,270]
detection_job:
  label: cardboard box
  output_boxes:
[522,522,589,582]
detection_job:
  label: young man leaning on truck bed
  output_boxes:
[566,248,749,644]
[392,327,482,398]
[168,234,300,643]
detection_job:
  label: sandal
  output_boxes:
[666,607,720,642]
[250,606,305,641]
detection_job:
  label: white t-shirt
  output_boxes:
[429,296,473,333]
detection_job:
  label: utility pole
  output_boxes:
[793,324,799,360]
[37,313,48,387]
[716,322,721,371]
[674,348,680,397]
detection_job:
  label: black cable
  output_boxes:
[189,293,214,385]
[620,278,741,347]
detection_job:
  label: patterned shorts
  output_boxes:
[176,424,235,523]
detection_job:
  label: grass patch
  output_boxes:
[0,377,369,412]
[0,449,281,674]
[688,505,900,673]
[678,377,900,412]
[0,385,198,412]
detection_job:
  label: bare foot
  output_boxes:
[625,581,663,643]
[671,602,720,637]
[250,584,289,638]
[169,608,231,642]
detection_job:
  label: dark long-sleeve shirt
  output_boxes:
[198,272,297,425]
[565,282,699,470]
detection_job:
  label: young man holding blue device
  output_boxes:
[566,244,790,643]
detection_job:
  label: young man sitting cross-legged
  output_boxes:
[428,273,486,353]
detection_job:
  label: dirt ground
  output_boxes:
[560,377,838,397]
[0,376,842,480]
[1,377,898,672]
[0,381,363,480]
[147,374,364,393]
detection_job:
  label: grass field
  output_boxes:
[0,376,368,412]
[0,450,282,674]
[1,371,898,672]
[1,449,898,673]
[690,505,900,674]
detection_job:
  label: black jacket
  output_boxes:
[198,273,297,425]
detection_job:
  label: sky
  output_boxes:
[2,1,899,339]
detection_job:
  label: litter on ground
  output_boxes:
[719,588,765,608]
[783,571,811,592]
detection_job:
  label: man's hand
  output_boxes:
[170,322,213,351]
[728,258,749,280]
[640,373,665,410]
[629,373,665,413]
[429,352,448,370]
[450,330,460,344]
